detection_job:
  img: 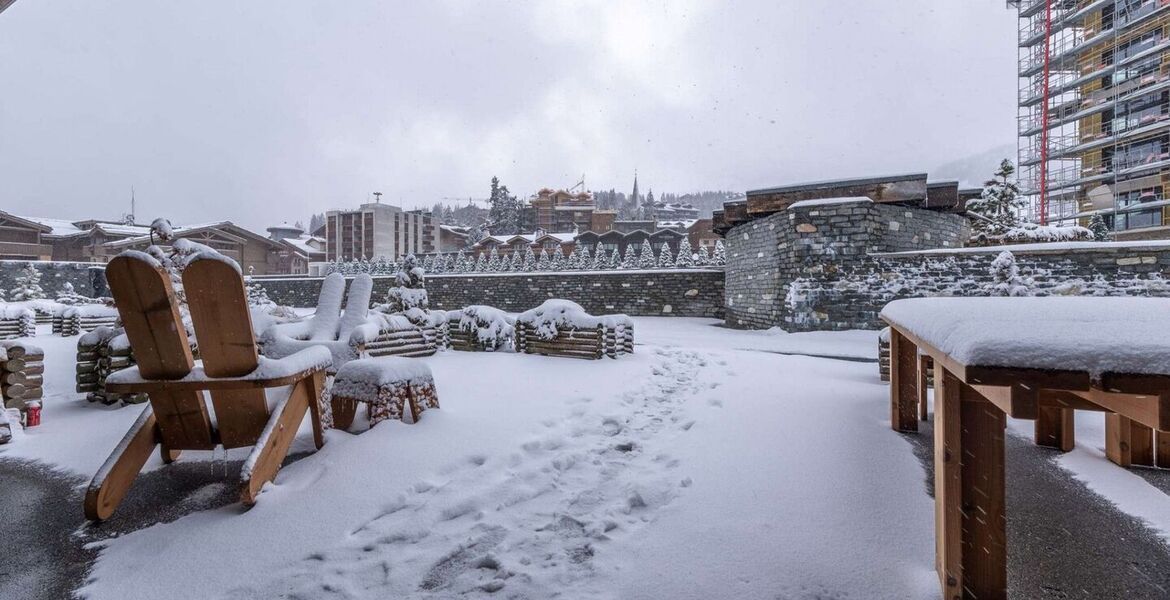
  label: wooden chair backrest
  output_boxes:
[337,273,373,340]
[183,257,270,448]
[308,273,346,341]
[106,256,215,450]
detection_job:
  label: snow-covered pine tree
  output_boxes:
[577,244,591,270]
[604,247,619,270]
[0,288,6,301]
[444,254,456,273]
[1088,213,1110,241]
[988,250,1033,297]
[713,240,727,265]
[637,239,656,269]
[488,247,501,272]
[455,249,468,272]
[11,263,45,301]
[967,159,1024,238]
[523,246,537,271]
[421,255,434,273]
[565,250,579,270]
[551,248,566,271]
[511,249,523,271]
[474,253,487,272]
[696,245,711,266]
[619,245,636,269]
[675,238,695,267]
[657,242,674,268]
[537,248,551,271]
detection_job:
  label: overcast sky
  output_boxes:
[0,1,1018,232]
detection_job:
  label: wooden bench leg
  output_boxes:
[1106,414,1154,468]
[1035,405,1075,452]
[889,329,919,433]
[918,356,931,421]
[936,369,1007,599]
[85,407,161,521]
[1157,430,1170,469]
[240,377,312,506]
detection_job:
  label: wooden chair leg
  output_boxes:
[935,369,1007,599]
[307,371,326,449]
[917,356,930,421]
[1035,405,1075,452]
[85,407,161,521]
[1107,414,1154,468]
[889,329,919,433]
[239,378,312,506]
[160,445,182,464]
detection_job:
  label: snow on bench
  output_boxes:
[880,296,1170,377]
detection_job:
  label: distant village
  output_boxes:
[0,177,734,276]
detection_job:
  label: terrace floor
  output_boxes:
[1,319,1169,599]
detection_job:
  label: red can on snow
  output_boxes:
[25,401,41,428]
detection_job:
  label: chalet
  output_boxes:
[104,222,286,275]
[574,228,685,257]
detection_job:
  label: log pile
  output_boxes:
[1,341,45,410]
[0,311,35,340]
[603,319,635,358]
[515,323,605,360]
[447,306,514,352]
[365,327,438,358]
[60,306,120,337]
[75,326,147,405]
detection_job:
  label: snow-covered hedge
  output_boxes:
[451,305,515,351]
[971,223,1094,247]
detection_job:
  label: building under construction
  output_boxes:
[1010,0,1170,239]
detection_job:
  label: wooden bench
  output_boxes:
[882,297,1170,599]
[329,357,439,430]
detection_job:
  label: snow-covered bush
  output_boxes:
[456,305,515,351]
[657,242,674,268]
[967,159,1023,239]
[516,299,599,340]
[712,240,726,266]
[1088,213,1110,241]
[55,282,96,305]
[636,240,656,269]
[675,238,695,267]
[11,264,45,301]
[987,251,1034,297]
[395,254,425,289]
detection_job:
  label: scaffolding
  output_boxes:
[1008,0,1170,234]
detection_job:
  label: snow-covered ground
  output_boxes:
[1,318,1167,599]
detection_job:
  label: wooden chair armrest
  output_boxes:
[106,365,325,393]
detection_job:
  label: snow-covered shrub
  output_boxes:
[1088,213,1110,241]
[712,240,726,265]
[657,242,674,268]
[987,251,1034,297]
[637,240,656,269]
[55,282,96,305]
[384,287,429,313]
[516,299,599,340]
[395,254,425,289]
[675,238,695,267]
[11,264,45,301]
[456,305,515,351]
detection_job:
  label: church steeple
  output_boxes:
[631,171,640,211]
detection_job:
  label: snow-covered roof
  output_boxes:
[657,219,699,229]
[787,197,874,209]
[881,297,1170,377]
[280,235,324,256]
[13,216,85,237]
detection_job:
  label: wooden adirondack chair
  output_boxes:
[85,252,330,521]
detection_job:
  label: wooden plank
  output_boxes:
[183,257,268,449]
[918,355,931,421]
[1104,414,1155,467]
[970,384,1038,420]
[1130,420,1155,467]
[934,368,963,596]
[1035,405,1075,452]
[959,375,1008,599]
[84,407,161,521]
[1075,390,1164,432]
[105,368,322,393]
[106,255,214,450]
[306,370,325,449]
[239,376,311,506]
[889,328,918,432]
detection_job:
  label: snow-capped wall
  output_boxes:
[724,200,970,328]
[253,269,726,318]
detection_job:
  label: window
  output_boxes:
[1115,186,1166,230]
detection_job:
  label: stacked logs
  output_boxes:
[60,306,120,336]
[603,319,635,358]
[76,327,147,405]
[515,323,605,360]
[1,342,45,410]
[0,308,36,340]
[447,310,513,352]
[365,327,438,358]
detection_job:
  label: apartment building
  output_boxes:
[1011,0,1170,239]
[324,202,435,262]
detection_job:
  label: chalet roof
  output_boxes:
[279,235,324,256]
[103,221,282,250]
[746,172,928,197]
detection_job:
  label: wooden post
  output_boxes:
[1107,414,1154,467]
[935,369,1007,600]
[889,328,919,433]
[1035,405,1075,452]
[918,355,931,421]
[1157,430,1170,469]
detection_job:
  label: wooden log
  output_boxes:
[76,351,100,362]
[77,383,100,393]
[889,328,919,433]
[3,372,42,386]
[77,372,100,384]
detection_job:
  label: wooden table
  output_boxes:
[881,297,1170,600]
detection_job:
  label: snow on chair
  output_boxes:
[330,357,439,431]
[259,273,382,372]
[88,251,330,521]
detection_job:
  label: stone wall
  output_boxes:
[0,260,108,298]
[724,200,969,328]
[785,243,1170,331]
[254,269,726,317]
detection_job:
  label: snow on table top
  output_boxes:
[106,346,332,386]
[787,196,873,209]
[881,297,1170,376]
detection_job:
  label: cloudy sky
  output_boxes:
[0,1,1018,231]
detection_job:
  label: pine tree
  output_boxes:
[551,248,566,271]
[968,159,1024,238]
[523,245,537,271]
[454,249,468,272]
[675,238,695,267]
[566,250,579,270]
[473,252,487,272]
[1088,213,1110,241]
[488,247,501,272]
[696,245,711,266]
[641,188,657,221]
[592,244,608,270]
[511,249,524,271]
[657,242,674,268]
[11,264,45,301]
[537,248,551,271]
[713,240,727,265]
[637,239,656,269]
[577,244,591,270]
[988,251,1033,296]
[619,245,636,269]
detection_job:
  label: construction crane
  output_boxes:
[568,173,587,193]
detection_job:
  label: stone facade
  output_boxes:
[254,269,726,318]
[0,260,108,298]
[724,200,969,328]
[785,243,1170,331]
